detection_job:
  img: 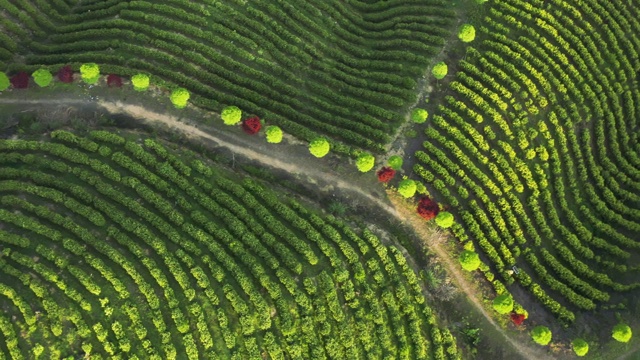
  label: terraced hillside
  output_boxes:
[0,130,460,359]
[414,0,640,325]
[0,0,455,154]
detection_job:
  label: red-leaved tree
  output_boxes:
[376,167,396,183]
[10,72,29,89]
[107,74,122,87]
[58,65,73,83]
[417,196,440,221]
[510,313,525,326]
[242,116,261,134]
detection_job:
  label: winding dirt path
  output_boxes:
[1,96,549,359]
[387,193,552,360]
[0,97,399,216]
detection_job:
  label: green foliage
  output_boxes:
[0,72,9,91]
[388,155,403,170]
[458,24,476,43]
[492,293,514,314]
[265,125,283,144]
[435,211,454,228]
[412,108,429,124]
[80,63,100,84]
[531,326,552,345]
[432,62,448,80]
[458,250,480,271]
[571,338,589,356]
[355,153,375,172]
[221,106,242,126]
[612,323,632,343]
[131,74,150,91]
[309,137,330,158]
[397,179,417,198]
[32,68,53,87]
[170,88,190,109]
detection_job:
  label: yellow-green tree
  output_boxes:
[411,108,429,124]
[459,250,480,271]
[32,68,53,87]
[571,339,589,357]
[265,126,283,144]
[170,88,190,109]
[458,24,476,43]
[432,62,448,80]
[612,323,632,343]
[397,179,417,198]
[492,293,514,314]
[0,72,9,91]
[221,106,242,125]
[531,326,552,346]
[309,137,330,158]
[356,153,375,172]
[435,211,454,228]
[80,63,100,84]
[131,74,150,91]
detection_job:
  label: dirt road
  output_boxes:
[1,95,549,359]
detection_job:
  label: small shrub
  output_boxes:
[131,74,150,91]
[432,62,448,80]
[435,211,454,228]
[106,74,122,88]
[170,88,190,109]
[397,179,417,198]
[265,125,283,143]
[356,153,375,172]
[572,338,589,357]
[417,197,439,221]
[0,72,9,91]
[242,117,261,135]
[32,68,53,87]
[510,313,525,326]
[377,167,396,183]
[411,108,428,124]
[459,250,480,271]
[388,155,403,170]
[531,326,552,346]
[458,24,476,42]
[80,63,100,84]
[492,294,514,314]
[10,72,29,89]
[221,106,242,125]
[309,137,330,158]
[612,323,632,343]
[57,65,74,83]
